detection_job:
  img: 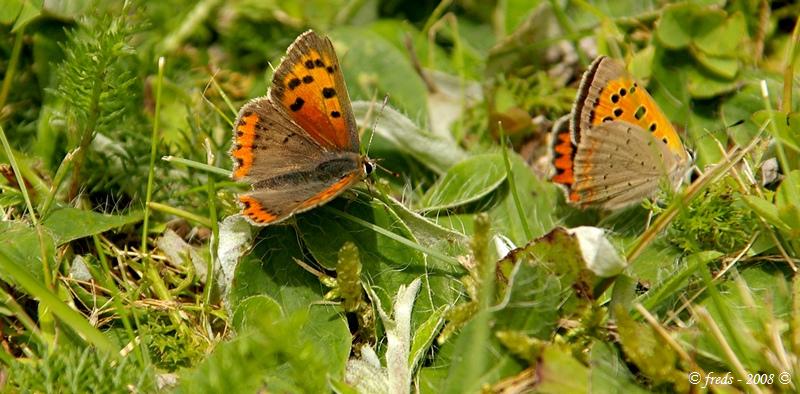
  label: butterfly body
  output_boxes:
[551,56,689,210]
[230,30,372,226]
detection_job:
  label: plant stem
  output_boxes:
[68,67,106,201]
[0,28,24,111]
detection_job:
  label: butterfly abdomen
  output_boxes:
[251,154,361,190]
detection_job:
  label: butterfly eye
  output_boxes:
[363,161,374,175]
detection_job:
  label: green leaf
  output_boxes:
[533,345,590,393]
[691,49,738,79]
[490,153,559,247]
[227,226,351,379]
[776,170,800,234]
[497,227,588,304]
[41,207,143,245]
[377,193,469,255]
[655,3,699,49]
[229,226,318,311]
[639,250,723,311]
[409,305,447,370]
[752,110,800,153]
[231,295,283,332]
[421,153,507,212]
[5,0,42,31]
[0,221,55,284]
[741,195,790,234]
[589,341,649,393]
[352,102,467,174]
[685,63,738,99]
[494,254,562,336]
[694,11,746,56]
[298,197,460,326]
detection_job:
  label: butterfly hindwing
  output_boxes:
[230,97,325,181]
[237,153,363,225]
[549,115,580,204]
[270,30,359,152]
[571,121,682,210]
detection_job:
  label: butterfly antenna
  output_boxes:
[374,160,401,178]
[365,94,389,157]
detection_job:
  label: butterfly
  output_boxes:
[230,30,374,226]
[550,56,690,210]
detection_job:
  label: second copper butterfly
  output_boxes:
[550,56,690,210]
[230,30,374,225]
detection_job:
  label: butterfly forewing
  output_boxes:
[230,98,324,181]
[572,56,687,163]
[270,31,359,152]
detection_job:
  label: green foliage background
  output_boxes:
[1,0,800,392]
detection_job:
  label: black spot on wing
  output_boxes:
[290,97,305,111]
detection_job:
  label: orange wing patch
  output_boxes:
[278,51,349,149]
[239,195,278,225]
[550,120,582,203]
[297,173,358,210]
[231,112,259,180]
[589,73,684,156]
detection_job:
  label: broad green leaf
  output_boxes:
[694,11,746,57]
[629,45,655,81]
[228,226,316,309]
[227,226,351,378]
[590,341,649,393]
[0,221,55,284]
[720,80,776,147]
[231,295,283,332]
[3,0,41,31]
[490,153,559,245]
[534,345,590,393]
[298,197,459,327]
[485,2,558,77]
[656,3,726,50]
[494,254,563,336]
[41,207,143,245]
[686,63,738,99]
[497,227,588,304]
[615,305,689,392]
[655,3,699,49]
[352,101,467,174]
[422,153,506,212]
[691,49,738,79]
[377,193,469,256]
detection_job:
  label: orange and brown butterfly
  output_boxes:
[550,56,690,210]
[230,30,374,226]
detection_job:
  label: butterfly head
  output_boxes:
[362,156,376,177]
